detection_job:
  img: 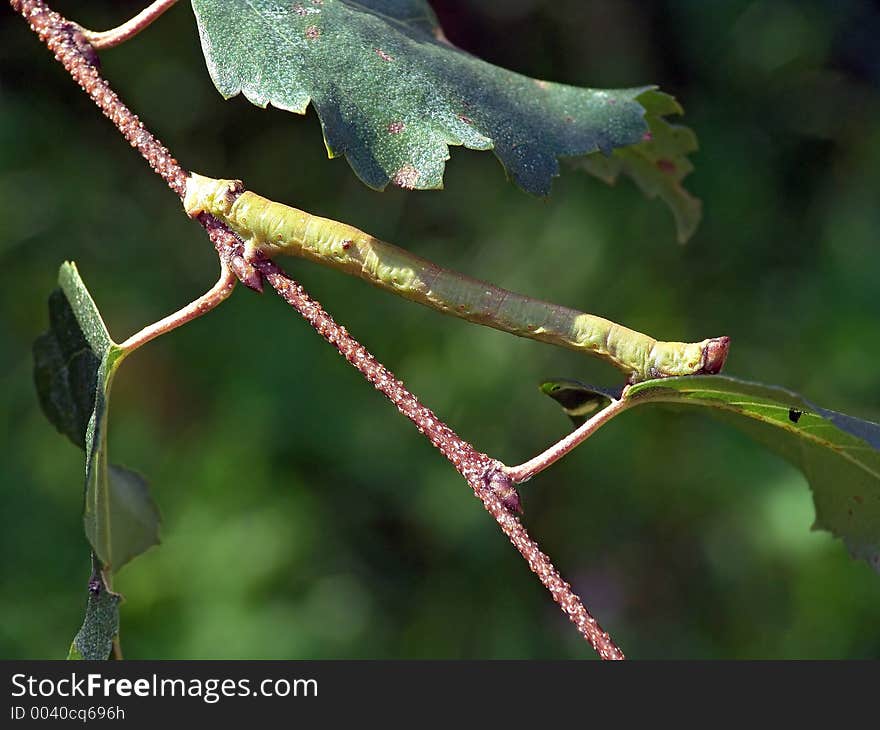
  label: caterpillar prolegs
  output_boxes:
[184,173,729,383]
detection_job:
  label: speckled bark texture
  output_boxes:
[10,0,187,197]
[249,247,625,660]
[12,0,624,659]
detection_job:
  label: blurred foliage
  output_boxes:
[1,0,880,659]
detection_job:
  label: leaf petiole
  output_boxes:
[120,262,237,352]
[503,396,633,484]
[78,0,178,50]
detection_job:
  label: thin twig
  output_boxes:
[120,263,236,351]
[11,0,187,195]
[215,225,625,658]
[251,252,625,660]
[79,0,178,50]
[11,0,625,659]
[504,398,633,484]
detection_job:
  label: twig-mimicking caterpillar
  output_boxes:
[184,174,729,383]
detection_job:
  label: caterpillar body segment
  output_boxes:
[184,174,729,383]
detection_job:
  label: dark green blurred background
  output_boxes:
[2,0,879,659]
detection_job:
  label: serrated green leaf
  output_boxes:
[622,376,880,571]
[67,565,121,661]
[33,262,160,573]
[190,0,700,222]
[541,375,880,571]
[574,91,702,242]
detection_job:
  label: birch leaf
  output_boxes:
[67,566,121,661]
[190,0,700,237]
[33,262,159,573]
[542,375,880,572]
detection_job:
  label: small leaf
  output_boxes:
[33,288,104,448]
[574,91,702,242]
[540,379,620,426]
[541,375,880,571]
[190,0,699,228]
[622,376,880,572]
[67,564,121,661]
[33,262,160,572]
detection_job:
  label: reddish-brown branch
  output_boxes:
[11,0,624,660]
[11,0,186,196]
[249,249,625,660]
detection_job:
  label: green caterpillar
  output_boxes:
[184,173,729,383]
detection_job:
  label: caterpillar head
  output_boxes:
[698,336,731,375]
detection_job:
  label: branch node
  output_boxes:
[13,0,624,660]
[231,254,264,293]
[70,26,101,68]
[482,465,523,514]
